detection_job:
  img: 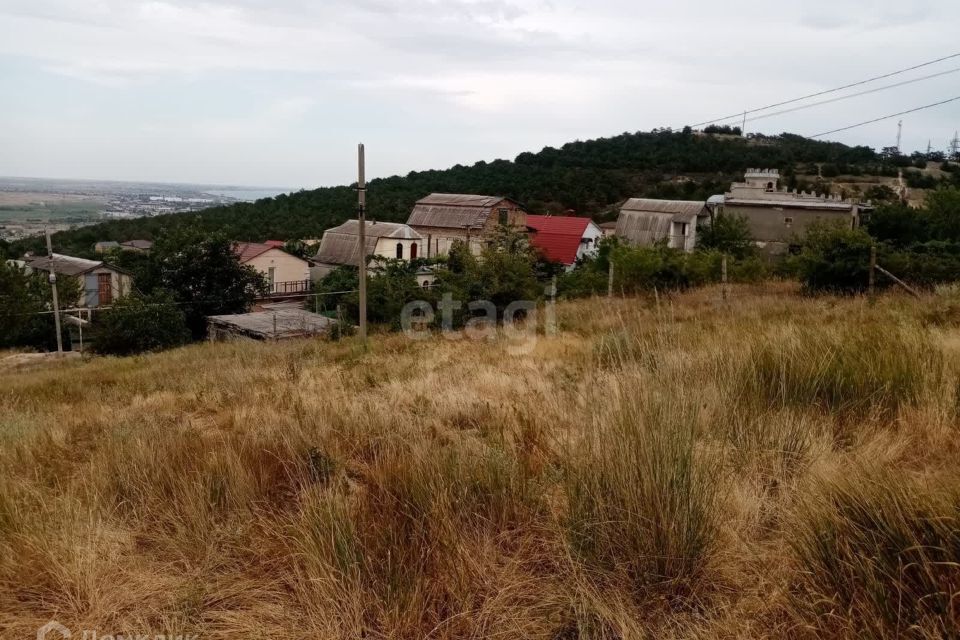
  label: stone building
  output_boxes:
[713,169,871,252]
[312,220,423,277]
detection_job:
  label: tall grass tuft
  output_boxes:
[739,323,942,419]
[565,380,721,604]
[789,469,960,638]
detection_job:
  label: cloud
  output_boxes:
[0,0,958,185]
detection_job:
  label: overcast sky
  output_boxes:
[0,0,958,188]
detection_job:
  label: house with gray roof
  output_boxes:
[406,193,528,257]
[312,220,424,277]
[23,253,133,308]
[616,199,710,252]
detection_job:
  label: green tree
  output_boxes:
[92,291,190,356]
[154,227,267,338]
[696,213,756,259]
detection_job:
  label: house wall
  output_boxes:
[373,237,423,261]
[244,249,310,288]
[725,203,857,245]
[78,267,132,308]
[577,222,604,262]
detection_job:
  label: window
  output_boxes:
[784,217,793,226]
[680,223,689,236]
[410,242,418,260]
[498,208,509,225]
[395,242,404,259]
[267,267,276,287]
[766,181,774,192]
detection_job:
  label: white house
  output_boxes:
[312,220,424,277]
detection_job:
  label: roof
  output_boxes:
[207,309,335,340]
[599,221,618,230]
[95,241,119,248]
[407,193,520,229]
[723,198,856,211]
[233,242,277,263]
[120,239,154,249]
[620,198,709,222]
[25,253,108,277]
[264,240,285,248]
[314,220,423,266]
[526,215,597,265]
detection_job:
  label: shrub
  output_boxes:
[795,222,874,294]
[92,291,190,356]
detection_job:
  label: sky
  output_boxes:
[0,0,958,188]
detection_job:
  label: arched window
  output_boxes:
[396,242,403,259]
[766,181,774,192]
[410,242,418,260]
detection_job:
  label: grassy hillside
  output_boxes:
[3,285,960,638]
[31,130,882,257]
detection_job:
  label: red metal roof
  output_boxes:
[233,242,275,263]
[264,240,285,248]
[526,215,593,265]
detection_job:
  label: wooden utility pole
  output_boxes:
[356,143,368,345]
[45,228,64,355]
[868,244,877,299]
[607,260,614,298]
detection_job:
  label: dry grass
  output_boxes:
[2,282,960,639]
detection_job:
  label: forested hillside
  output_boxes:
[25,130,882,257]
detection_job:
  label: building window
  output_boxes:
[410,242,418,260]
[680,223,689,236]
[784,217,793,226]
[396,243,404,259]
[267,267,276,287]
[498,208,509,225]
[766,182,774,192]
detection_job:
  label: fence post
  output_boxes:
[869,244,877,300]
[607,260,614,299]
[721,254,728,301]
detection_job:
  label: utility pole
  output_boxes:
[741,110,747,137]
[869,244,877,300]
[45,228,64,355]
[896,120,903,153]
[356,143,368,346]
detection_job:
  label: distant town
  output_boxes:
[0,176,289,241]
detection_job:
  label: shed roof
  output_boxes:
[407,193,521,229]
[120,239,154,250]
[314,220,422,266]
[207,309,334,340]
[620,198,708,222]
[25,253,109,277]
[615,212,675,246]
[526,215,597,265]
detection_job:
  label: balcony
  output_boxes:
[261,280,312,298]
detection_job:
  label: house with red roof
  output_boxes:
[526,215,603,269]
[233,242,311,295]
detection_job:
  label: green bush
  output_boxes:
[794,222,874,294]
[92,291,190,356]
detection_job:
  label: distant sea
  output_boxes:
[203,188,291,202]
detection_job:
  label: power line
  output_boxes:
[689,51,960,128]
[809,96,960,139]
[739,66,960,125]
